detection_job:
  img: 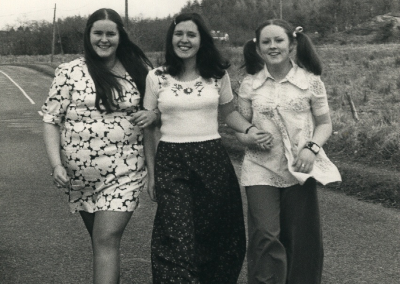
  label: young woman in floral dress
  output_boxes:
[42,8,155,284]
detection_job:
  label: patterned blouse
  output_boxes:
[238,63,341,187]
[143,67,234,143]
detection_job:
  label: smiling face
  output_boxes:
[172,20,201,62]
[90,19,120,64]
[257,25,294,68]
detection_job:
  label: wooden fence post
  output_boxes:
[345,92,360,122]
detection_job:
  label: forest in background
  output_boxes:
[1,0,400,55]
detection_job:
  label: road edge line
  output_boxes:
[0,70,36,105]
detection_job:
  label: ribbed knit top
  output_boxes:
[143,67,234,143]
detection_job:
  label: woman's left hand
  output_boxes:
[293,148,316,173]
[130,110,157,128]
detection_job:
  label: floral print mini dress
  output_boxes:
[42,58,146,213]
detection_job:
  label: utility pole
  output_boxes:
[280,0,282,19]
[56,21,64,55]
[51,3,56,62]
[125,0,129,30]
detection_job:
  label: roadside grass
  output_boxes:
[3,43,399,209]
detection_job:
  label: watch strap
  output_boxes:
[304,141,320,155]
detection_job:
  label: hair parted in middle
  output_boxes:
[83,8,153,113]
[242,19,322,76]
[164,12,230,79]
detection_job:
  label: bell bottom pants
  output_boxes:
[246,179,323,284]
[151,139,246,283]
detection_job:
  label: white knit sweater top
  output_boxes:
[143,67,234,143]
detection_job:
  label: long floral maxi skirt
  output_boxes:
[151,139,246,284]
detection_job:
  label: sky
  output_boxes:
[0,0,191,29]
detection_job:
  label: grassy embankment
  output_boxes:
[1,44,399,208]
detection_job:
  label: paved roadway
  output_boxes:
[0,65,399,283]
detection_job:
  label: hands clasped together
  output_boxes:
[242,126,316,174]
[129,109,158,128]
[244,126,274,151]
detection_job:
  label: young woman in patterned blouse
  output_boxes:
[42,8,155,284]
[143,13,271,284]
[236,19,341,284]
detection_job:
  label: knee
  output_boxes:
[92,228,123,248]
[249,227,282,253]
[250,223,280,241]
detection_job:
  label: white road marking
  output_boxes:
[0,70,35,104]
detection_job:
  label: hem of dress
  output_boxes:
[159,137,222,144]
[239,181,299,188]
[69,199,140,214]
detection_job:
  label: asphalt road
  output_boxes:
[0,65,399,283]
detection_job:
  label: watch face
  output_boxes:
[311,144,319,153]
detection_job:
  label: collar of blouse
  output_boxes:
[252,60,309,91]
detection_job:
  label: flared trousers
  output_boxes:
[246,179,323,284]
[151,139,246,283]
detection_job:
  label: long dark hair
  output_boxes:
[243,19,322,75]
[83,8,153,113]
[164,13,230,79]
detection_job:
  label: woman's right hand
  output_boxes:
[52,164,69,189]
[147,175,157,202]
[246,127,274,150]
[130,110,158,128]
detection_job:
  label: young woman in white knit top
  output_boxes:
[143,13,272,283]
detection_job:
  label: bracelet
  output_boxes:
[245,125,256,134]
[52,164,62,169]
[144,108,160,114]
[145,108,160,119]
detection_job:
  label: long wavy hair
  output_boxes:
[83,8,153,112]
[243,19,322,75]
[164,13,230,79]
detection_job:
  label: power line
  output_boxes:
[0,8,51,18]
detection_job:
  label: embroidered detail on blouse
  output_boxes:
[183,87,193,94]
[308,75,325,97]
[171,83,183,96]
[155,68,168,89]
[194,81,204,96]
[154,68,207,97]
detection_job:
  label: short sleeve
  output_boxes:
[237,76,253,121]
[41,63,71,125]
[238,75,253,102]
[143,71,159,110]
[218,72,234,105]
[309,76,329,117]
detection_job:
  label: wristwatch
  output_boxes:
[304,141,320,155]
